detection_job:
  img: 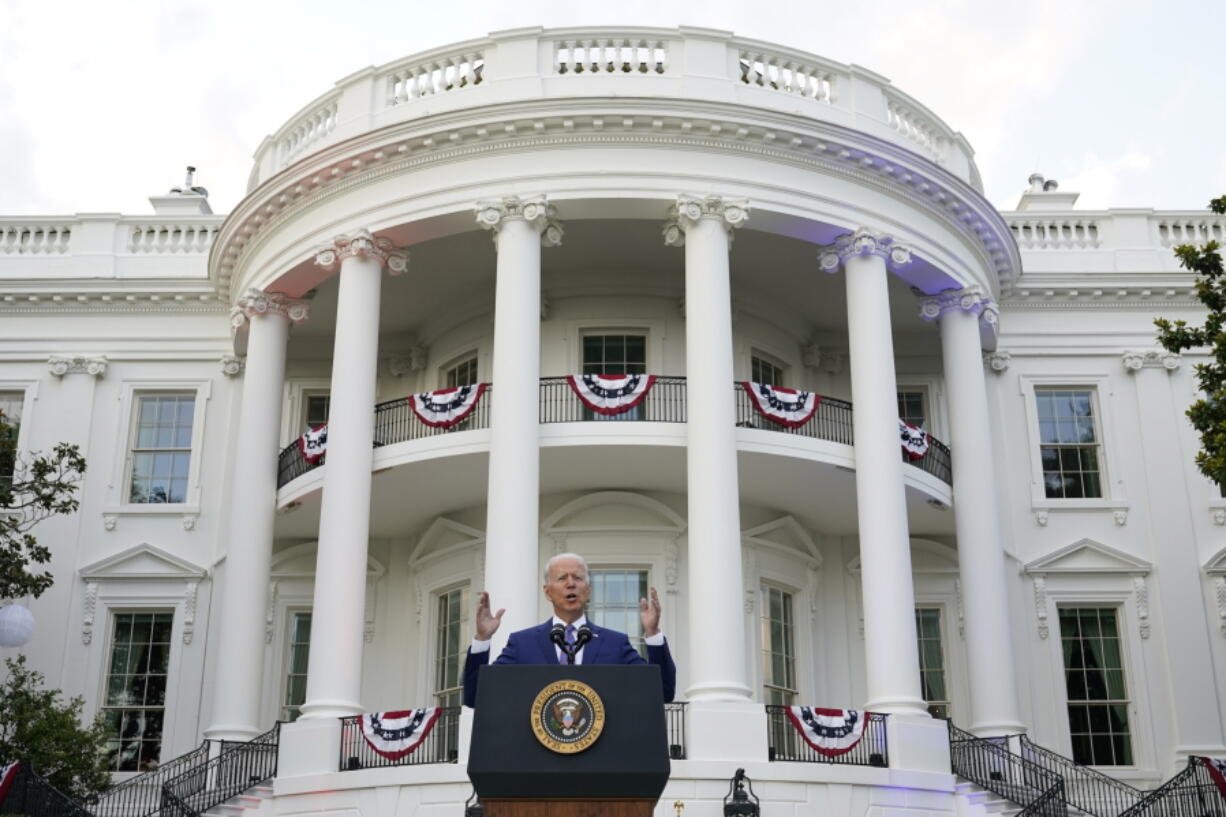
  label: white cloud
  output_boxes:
[1057,149,1155,210]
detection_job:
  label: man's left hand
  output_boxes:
[640,586,662,637]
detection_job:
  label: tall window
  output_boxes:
[582,334,646,375]
[751,355,784,387]
[761,585,796,706]
[444,356,479,388]
[915,608,950,719]
[129,393,195,504]
[588,569,648,657]
[898,390,927,428]
[0,391,21,485]
[302,392,330,433]
[1059,607,1132,765]
[282,612,311,722]
[103,611,173,771]
[1036,389,1103,498]
[435,588,468,759]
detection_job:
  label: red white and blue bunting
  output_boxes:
[409,384,488,428]
[900,419,930,459]
[360,709,441,760]
[298,425,328,464]
[1202,757,1226,802]
[785,707,870,757]
[566,373,657,416]
[0,761,20,805]
[741,382,820,428]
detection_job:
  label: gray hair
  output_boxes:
[543,552,589,583]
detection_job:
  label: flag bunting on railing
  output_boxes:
[0,761,20,805]
[1202,757,1226,801]
[900,419,930,459]
[785,707,870,757]
[360,709,441,760]
[299,425,328,464]
[566,373,657,415]
[409,384,488,428]
[741,382,820,428]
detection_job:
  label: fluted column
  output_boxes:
[299,230,407,719]
[820,229,928,716]
[475,196,562,653]
[664,195,753,702]
[920,288,1024,735]
[206,291,308,740]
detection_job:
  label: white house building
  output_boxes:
[3,25,1226,817]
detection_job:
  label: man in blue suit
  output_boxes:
[462,552,677,707]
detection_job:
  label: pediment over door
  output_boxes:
[1024,538,1151,575]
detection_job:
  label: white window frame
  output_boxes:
[745,527,820,706]
[566,322,663,375]
[759,581,799,705]
[430,582,470,707]
[99,607,177,772]
[280,608,312,722]
[586,564,653,656]
[106,380,210,516]
[1018,374,1128,512]
[0,381,38,484]
[914,605,952,719]
[281,379,330,447]
[896,375,947,440]
[749,348,788,387]
[1054,604,1135,768]
[438,351,481,390]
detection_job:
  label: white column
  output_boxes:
[299,230,407,719]
[920,289,1025,736]
[820,229,928,717]
[664,195,753,702]
[475,197,562,653]
[206,291,308,740]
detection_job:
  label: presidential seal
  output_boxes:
[530,679,605,754]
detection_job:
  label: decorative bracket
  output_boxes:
[48,356,108,378]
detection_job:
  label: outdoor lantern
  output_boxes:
[722,768,760,817]
[0,603,34,647]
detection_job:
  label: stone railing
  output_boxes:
[1,222,73,254]
[1008,216,1103,250]
[247,26,978,187]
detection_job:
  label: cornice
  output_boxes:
[213,97,1018,301]
[0,288,226,315]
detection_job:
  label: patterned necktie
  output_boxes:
[561,624,577,665]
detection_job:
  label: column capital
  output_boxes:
[1122,349,1181,373]
[314,229,409,275]
[662,194,749,247]
[474,196,563,246]
[230,289,310,332]
[818,227,912,272]
[917,286,998,327]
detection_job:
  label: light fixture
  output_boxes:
[0,604,34,648]
[722,768,759,817]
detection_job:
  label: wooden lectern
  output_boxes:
[468,665,671,817]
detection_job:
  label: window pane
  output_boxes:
[1059,607,1130,765]
[129,394,194,505]
[103,612,173,770]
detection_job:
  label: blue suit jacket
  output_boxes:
[462,621,677,707]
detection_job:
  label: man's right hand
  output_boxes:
[475,591,505,641]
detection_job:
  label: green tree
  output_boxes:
[1155,194,1226,483]
[0,655,112,801]
[0,410,86,599]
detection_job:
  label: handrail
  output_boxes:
[665,702,688,760]
[0,763,93,817]
[1118,758,1220,817]
[276,377,954,489]
[339,709,461,770]
[158,724,279,817]
[93,740,212,817]
[764,706,888,767]
[1018,733,1142,817]
[948,724,1067,817]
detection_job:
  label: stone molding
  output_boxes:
[1121,349,1180,373]
[984,350,1011,373]
[474,196,563,247]
[230,289,311,333]
[314,229,409,274]
[661,194,750,247]
[817,227,912,272]
[48,355,107,378]
[918,286,999,329]
[220,355,245,377]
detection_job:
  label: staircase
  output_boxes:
[201,785,274,817]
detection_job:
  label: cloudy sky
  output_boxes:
[2,0,1222,217]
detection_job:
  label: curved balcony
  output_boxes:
[275,376,952,489]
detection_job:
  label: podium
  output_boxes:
[468,665,671,817]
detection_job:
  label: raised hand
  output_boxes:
[639,586,662,638]
[475,591,505,641]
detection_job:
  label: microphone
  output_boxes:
[549,623,566,647]
[575,625,593,649]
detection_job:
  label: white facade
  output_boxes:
[3,25,1226,817]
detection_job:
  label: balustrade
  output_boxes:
[0,223,72,254]
[1009,218,1102,250]
[765,707,888,767]
[1157,216,1226,248]
[885,93,949,161]
[738,51,835,103]
[556,38,667,75]
[128,223,216,254]
[384,54,484,106]
[276,96,339,168]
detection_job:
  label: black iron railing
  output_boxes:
[276,378,954,489]
[948,724,1067,817]
[1119,758,1225,817]
[93,741,211,817]
[159,724,279,817]
[0,764,93,817]
[1019,733,1143,817]
[666,702,687,759]
[339,708,462,771]
[765,706,888,767]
